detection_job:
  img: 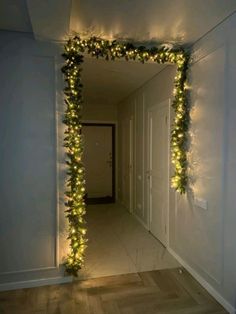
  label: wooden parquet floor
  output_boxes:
[0,268,228,314]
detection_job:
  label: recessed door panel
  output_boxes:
[148,101,169,246]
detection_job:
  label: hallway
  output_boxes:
[79,203,180,280]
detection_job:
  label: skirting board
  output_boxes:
[168,247,236,314]
[133,212,148,230]
[116,199,149,230]
[0,275,73,292]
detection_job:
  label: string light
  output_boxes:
[61,36,189,275]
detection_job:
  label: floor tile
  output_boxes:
[79,203,180,279]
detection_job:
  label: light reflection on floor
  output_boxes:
[78,203,180,280]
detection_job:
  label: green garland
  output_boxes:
[61,36,189,276]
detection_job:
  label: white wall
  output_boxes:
[0,31,117,289]
[0,31,69,288]
[170,12,236,310]
[118,12,236,311]
[82,103,117,122]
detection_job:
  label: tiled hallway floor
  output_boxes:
[78,203,180,280]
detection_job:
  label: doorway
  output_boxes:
[82,123,115,204]
[147,100,170,247]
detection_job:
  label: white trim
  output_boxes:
[168,247,236,314]
[0,276,72,292]
[0,266,58,276]
[133,212,148,230]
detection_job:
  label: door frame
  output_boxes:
[146,99,171,247]
[82,122,116,203]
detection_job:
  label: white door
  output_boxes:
[83,125,113,198]
[121,117,134,212]
[147,101,169,246]
[129,117,134,213]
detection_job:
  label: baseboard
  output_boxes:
[0,275,73,292]
[116,200,148,230]
[168,247,236,314]
[133,212,148,230]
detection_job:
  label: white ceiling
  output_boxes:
[1,1,236,106]
[0,0,32,33]
[70,0,236,45]
[26,0,71,42]
[82,56,167,106]
[0,0,236,45]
